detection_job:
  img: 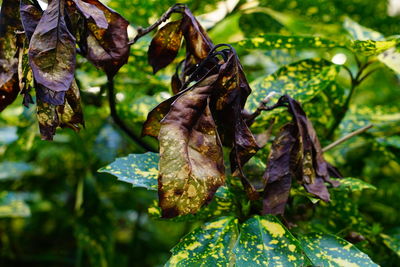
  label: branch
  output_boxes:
[322,124,373,152]
[107,77,157,152]
[244,92,278,125]
[128,4,186,45]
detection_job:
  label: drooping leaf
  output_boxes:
[20,0,42,41]
[80,0,130,77]
[72,0,108,29]
[148,20,184,73]
[333,177,376,192]
[165,216,239,266]
[0,0,24,111]
[246,58,339,128]
[28,0,76,99]
[263,123,297,214]
[98,152,159,190]
[233,215,304,266]
[36,96,59,140]
[299,233,378,266]
[158,75,225,218]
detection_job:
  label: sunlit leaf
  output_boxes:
[0,162,35,180]
[378,47,400,74]
[333,177,376,192]
[165,216,239,266]
[98,152,159,190]
[299,233,378,266]
[343,17,384,41]
[234,215,304,266]
[0,192,31,218]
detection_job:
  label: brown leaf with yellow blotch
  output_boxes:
[0,0,24,112]
[210,49,259,199]
[80,0,129,77]
[20,0,42,41]
[28,0,76,95]
[36,80,84,140]
[158,75,225,218]
[263,123,298,215]
[148,20,184,74]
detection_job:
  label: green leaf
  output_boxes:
[343,17,384,41]
[165,216,239,266]
[299,233,378,266]
[378,47,400,74]
[381,228,400,257]
[237,35,340,50]
[247,58,339,128]
[234,215,304,266]
[0,162,35,180]
[148,186,237,222]
[350,40,397,56]
[98,152,159,190]
[0,192,31,218]
[334,178,377,192]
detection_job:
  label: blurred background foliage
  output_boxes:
[0,0,399,266]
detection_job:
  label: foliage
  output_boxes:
[0,0,399,266]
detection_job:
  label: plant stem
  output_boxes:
[322,124,373,152]
[107,77,156,152]
[128,4,186,45]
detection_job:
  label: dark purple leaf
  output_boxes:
[72,0,108,29]
[20,0,42,41]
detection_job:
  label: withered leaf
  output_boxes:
[263,123,297,215]
[20,0,42,41]
[72,0,108,29]
[28,0,76,95]
[148,20,183,74]
[36,79,84,140]
[81,0,129,77]
[158,75,225,218]
[0,0,24,112]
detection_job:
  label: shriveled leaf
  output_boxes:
[238,35,340,50]
[0,192,31,218]
[158,76,225,217]
[20,0,42,41]
[0,0,24,111]
[82,0,130,77]
[148,20,183,73]
[36,96,59,140]
[247,58,339,128]
[333,177,376,192]
[299,233,378,266]
[72,0,108,29]
[166,217,239,266]
[98,152,159,190]
[29,0,76,96]
[263,123,297,215]
[233,215,304,266]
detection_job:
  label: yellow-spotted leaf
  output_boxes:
[381,228,400,257]
[333,177,376,192]
[350,40,397,56]
[98,152,159,190]
[300,233,378,266]
[165,216,239,266]
[237,35,340,50]
[234,215,304,266]
[246,58,339,128]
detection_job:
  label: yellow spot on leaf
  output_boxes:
[261,219,286,237]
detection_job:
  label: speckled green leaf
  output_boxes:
[165,216,239,266]
[333,177,376,192]
[98,152,159,190]
[299,233,378,266]
[234,215,304,266]
[381,228,400,257]
[0,192,31,218]
[246,58,339,128]
[350,40,397,56]
[148,186,237,222]
[237,35,340,50]
[343,17,384,41]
